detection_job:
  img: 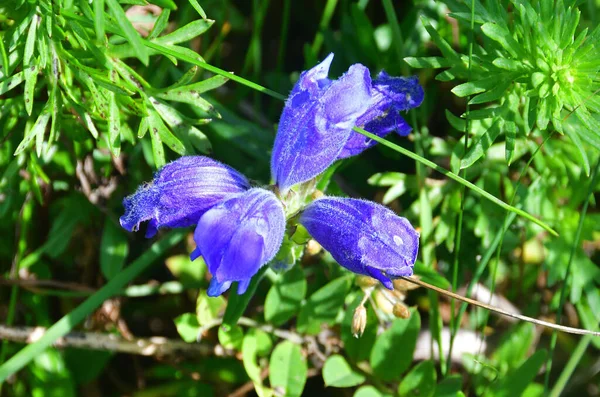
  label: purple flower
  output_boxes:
[120,156,250,238]
[299,197,419,289]
[271,54,424,191]
[191,188,285,296]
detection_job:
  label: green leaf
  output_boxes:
[322,355,365,388]
[504,121,517,165]
[269,341,307,397]
[297,276,352,334]
[487,350,547,397]
[174,313,201,343]
[452,77,500,98]
[370,310,421,381]
[14,107,50,156]
[165,254,207,283]
[188,0,208,18]
[105,0,149,65]
[218,325,244,350]
[398,360,437,397]
[354,386,392,397]
[100,219,129,280]
[24,13,38,66]
[146,104,186,155]
[147,8,171,40]
[30,349,76,397]
[469,80,511,105]
[0,231,185,382]
[155,20,214,45]
[24,63,38,116]
[460,118,504,169]
[196,291,225,326]
[404,57,452,69]
[93,0,105,42]
[264,266,306,326]
[434,375,463,397]
[0,71,25,95]
[480,22,523,59]
[222,266,268,328]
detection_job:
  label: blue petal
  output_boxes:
[271,54,372,191]
[299,197,419,288]
[338,111,411,159]
[340,73,424,159]
[193,188,286,296]
[120,156,250,237]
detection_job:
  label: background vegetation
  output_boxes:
[0,0,599,396]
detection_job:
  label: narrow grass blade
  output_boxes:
[0,230,185,382]
[105,0,149,65]
[353,127,558,236]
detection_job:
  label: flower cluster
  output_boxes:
[121,54,423,296]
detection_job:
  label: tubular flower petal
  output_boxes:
[120,156,250,238]
[271,54,424,191]
[299,197,419,289]
[192,188,286,296]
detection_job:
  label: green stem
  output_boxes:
[354,127,558,236]
[548,334,592,397]
[448,0,475,368]
[310,0,338,59]
[0,230,185,383]
[544,155,600,391]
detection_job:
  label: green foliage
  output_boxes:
[1,1,599,396]
[407,0,600,173]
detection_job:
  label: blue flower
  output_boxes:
[120,156,250,238]
[299,197,419,289]
[121,55,422,296]
[271,54,424,191]
[191,188,285,296]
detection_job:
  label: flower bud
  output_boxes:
[373,289,395,315]
[355,276,379,289]
[352,305,367,338]
[392,302,410,319]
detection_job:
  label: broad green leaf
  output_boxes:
[370,310,421,381]
[322,355,365,388]
[218,325,244,350]
[487,350,547,397]
[100,218,129,280]
[398,360,437,397]
[434,375,463,397]
[105,0,149,65]
[196,291,225,326]
[264,266,306,326]
[174,313,200,343]
[269,341,307,397]
[165,254,207,283]
[155,20,214,45]
[30,349,76,397]
[297,276,352,334]
[354,386,393,397]
[242,330,272,396]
